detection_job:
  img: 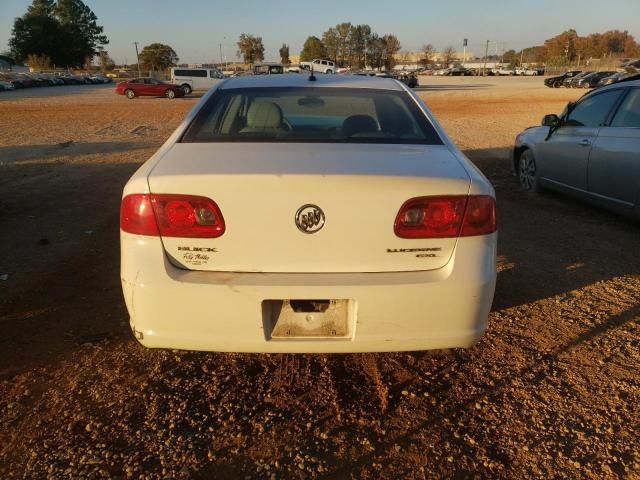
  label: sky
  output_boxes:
[1,0,640,64]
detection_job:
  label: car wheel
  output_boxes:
[326,69,333,74]
[518,149,539,192]
[181,84,192,95]
[125,89,135,99]
[165,89,176,99]
[553,81,561,88]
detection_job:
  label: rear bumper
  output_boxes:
[121,233,497,353]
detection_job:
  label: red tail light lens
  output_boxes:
[460,195,496,237]
[394,195,496,238]
[120,194,225,238]
[120,194,159,236]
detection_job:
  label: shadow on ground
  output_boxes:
[0,141,153,163]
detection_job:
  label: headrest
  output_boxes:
[246,102,283,128]
[342,115,379,137]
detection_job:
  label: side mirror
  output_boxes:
[542,114,559,127]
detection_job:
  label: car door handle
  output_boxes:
[579,139,592,147]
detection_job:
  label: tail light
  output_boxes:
[120,194,225,238]
[394,195,496,238]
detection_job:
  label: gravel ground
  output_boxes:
[0,77,639,479]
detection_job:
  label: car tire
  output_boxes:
[125,89,135,99]
[518,149,539,192]
[165,89,176,99]
[326,69,333,74]
[553,81,561,88]
[181,84,192,95]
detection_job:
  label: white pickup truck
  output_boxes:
[300,59,336,73]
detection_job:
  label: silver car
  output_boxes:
[514,79,640,219]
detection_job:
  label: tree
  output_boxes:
[349,24,371,69]
[54,0,108,66]
[138,43,179,71]
[9,1,65,64]
[26,53,51,70]
[502,49,518,66]
[236,33,264,64]
[279,43,290,65]
[335,22,352,67]
[300,36,326,62]
[27,0,55,16]
[8,0,108,67]
[97,48,115,72]
[381,34,401,70]
[321,28,339,63]
[544,29,578,62]
[367,34,385,70]
[441,46,456,67]
[420,43,435,67]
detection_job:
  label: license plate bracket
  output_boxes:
[263,299,353,339]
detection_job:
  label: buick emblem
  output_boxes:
[295,204,325,234]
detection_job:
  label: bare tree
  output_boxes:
[441,46,456,67]
[97,48,115,72]
[420,43,435,67]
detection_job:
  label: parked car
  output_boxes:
[564,71,594,87]
[394,72,418,88]
[0,80,16,91]
[598,71,640,87]
[493,67,516,76]
[115,78,185,99]
[597,72,626,87]
[515,68,539,76]
[286,66,300,73]
[544,70,582,88]
[446,67,473,76]
[119,74,497,353]
[299,59,336,73]
[252,63,284,75]
[40,74,65,86]
[513,79,640,220]
[575,71,617,89]
[89,74,112,83]
[170,67,224,95]
[0,73,25,89]
[16,74,38,88]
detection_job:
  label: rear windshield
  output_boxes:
[181,87,443,144]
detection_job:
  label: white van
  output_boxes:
[170,67,224,95]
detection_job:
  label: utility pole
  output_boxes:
[463,38,468,66]
[133,41,141,76]
[219,43,223,68]
[483,40,489,76]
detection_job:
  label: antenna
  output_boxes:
[308,64,316,82]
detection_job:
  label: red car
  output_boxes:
[115,78,184,99]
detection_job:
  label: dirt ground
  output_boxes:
[0,77,639,479]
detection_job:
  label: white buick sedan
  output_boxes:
[120,74,497,353]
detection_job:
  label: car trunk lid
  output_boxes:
[147,143,470,273]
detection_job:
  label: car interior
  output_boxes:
[182,88,443,144]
